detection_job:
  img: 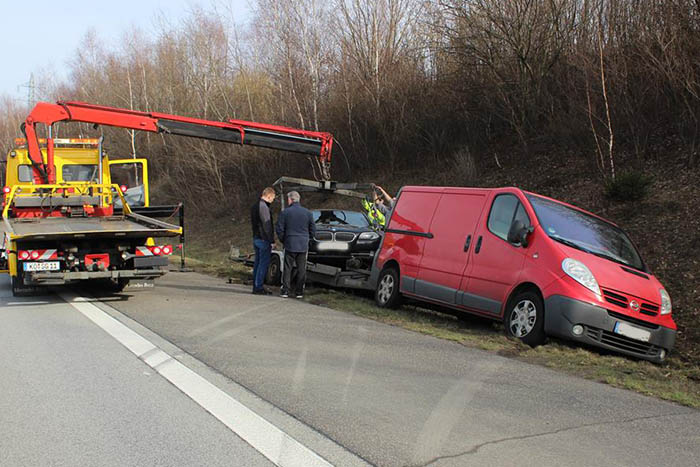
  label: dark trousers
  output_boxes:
[252,238,272,291]
[282,250,307,296]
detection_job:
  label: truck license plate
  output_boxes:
[23,261,60,272]
[614,321,651,342]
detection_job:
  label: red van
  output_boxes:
[371,186,676,363]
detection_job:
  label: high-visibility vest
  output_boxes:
[362,199,386,227]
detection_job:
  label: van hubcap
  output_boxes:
[378,274,394,304]
[509,299,536,337]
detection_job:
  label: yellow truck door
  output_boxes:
[108,159,150,208]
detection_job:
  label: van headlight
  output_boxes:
[359,232,380,241]
[659,289,672,315]
[562,258,601,298]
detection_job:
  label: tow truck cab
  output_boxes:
[1,138,178,295]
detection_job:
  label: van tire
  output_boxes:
[375,267,402,308]
[504,290,545,346]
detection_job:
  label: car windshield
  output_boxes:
[527,194,645,271]
[313,210,369,227]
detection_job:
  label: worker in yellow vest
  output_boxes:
[362,185,395,229]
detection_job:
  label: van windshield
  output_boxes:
[527,195,645,271]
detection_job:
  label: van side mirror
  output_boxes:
[507,219,531,247]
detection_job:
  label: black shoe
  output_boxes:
[280,290,289,298]
[252,288,264,295]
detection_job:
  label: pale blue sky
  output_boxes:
[0,0,250,104]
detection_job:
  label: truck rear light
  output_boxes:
[134,245,173,256]
[3,186,10,194]
[120,185,128,192]
[18,249,59,261]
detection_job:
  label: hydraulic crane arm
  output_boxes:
[22,101,334,183]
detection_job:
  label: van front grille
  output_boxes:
[601,288,659,316]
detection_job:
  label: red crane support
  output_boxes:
[22,101,334,183]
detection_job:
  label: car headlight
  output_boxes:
[562,258,601,298]
[659,289,672,315]
[358,232,380,240]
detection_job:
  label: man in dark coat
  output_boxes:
[250,186,276,294]
[275,190,315,298]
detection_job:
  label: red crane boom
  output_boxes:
[22,101,334,183]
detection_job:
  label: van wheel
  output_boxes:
[504,290,545,346]
[375,267,401,308]
[265,255,281,286]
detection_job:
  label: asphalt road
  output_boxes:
[100,271,700,467]
[0,278,273,467]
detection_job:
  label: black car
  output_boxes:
[308,209,382,269]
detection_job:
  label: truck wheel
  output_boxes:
[265,255,281,286]
[504,290,545,346]
[375,267,402,309]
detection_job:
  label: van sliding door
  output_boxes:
[414,192,486,305]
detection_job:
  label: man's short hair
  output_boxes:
[287,191,301,203]
[262,187,275,197]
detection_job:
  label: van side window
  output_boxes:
[488,194,530,241]
[18,165,33,182]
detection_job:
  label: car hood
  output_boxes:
[554,242,663,304]
[315,223,367,231]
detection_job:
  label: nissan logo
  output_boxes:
[630,300,640,312]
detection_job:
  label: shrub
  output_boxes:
[604,171,653,202]
[451,147,477,185]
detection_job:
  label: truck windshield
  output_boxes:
[527,195,645,271]
[62,164,98,182]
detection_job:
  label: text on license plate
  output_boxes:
[23,261,60,272]
[317,241,349,251]
[614,321,651,342]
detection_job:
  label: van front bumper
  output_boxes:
[544,295,676,363]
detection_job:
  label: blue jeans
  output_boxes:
[252,238,272,291]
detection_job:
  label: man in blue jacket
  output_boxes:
[276,191,315,298]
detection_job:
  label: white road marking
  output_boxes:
[59,290,334,467]
[7,301,51,305]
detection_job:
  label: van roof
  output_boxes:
[399,185,617,227]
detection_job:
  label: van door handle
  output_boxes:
[463,235,472,252]
[475,236,483,254]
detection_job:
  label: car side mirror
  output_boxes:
[507,219,531,247]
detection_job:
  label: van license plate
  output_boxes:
[23,261,60,272]
[614,321,651,342]
[317,241,349,251]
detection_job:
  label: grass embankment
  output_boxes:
[180,218,700,409]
